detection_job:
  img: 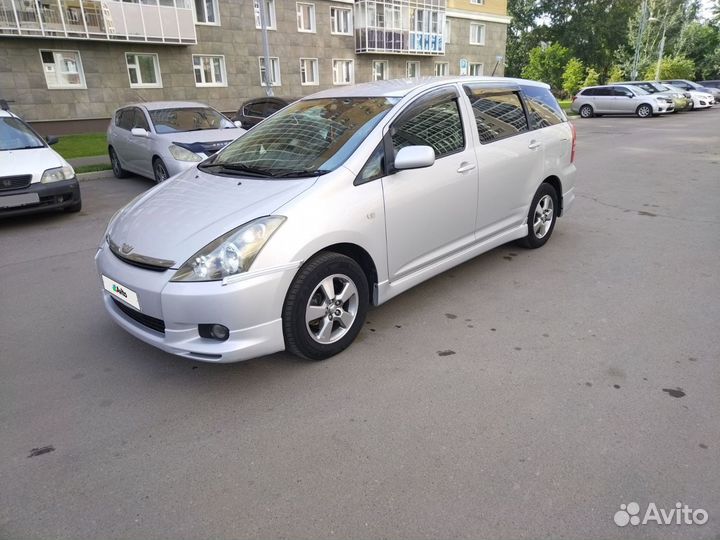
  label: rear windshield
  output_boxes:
[202,97,398,178]
[149,107,235,134]
[0,117,46,151]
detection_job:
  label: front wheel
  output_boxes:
[283,252,369,360]
[519,183,558,249]
[636,104,653,118]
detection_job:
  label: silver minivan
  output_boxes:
[96,77,577,363]
[572,84,674,118]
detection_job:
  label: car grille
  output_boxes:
[0,175,31,191]
[112,297,166,334]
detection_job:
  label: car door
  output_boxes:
[110,108,135,172]
[125,107,154,177]
[590,87,613,113]
[611,86,635,113]
[381,86,479,280]
[464,84,544,241]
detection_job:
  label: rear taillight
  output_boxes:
[571,95,577,103]
[570,122,577,164]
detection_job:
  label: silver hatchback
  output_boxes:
[572,84,674,118]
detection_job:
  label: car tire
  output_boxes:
[519,183,559,249]
[579,105,594,118]
[283,252,369,361]
[153,157,170,183]
[64,198,82,213]
[636,104,653,118]
[109,147,128,179]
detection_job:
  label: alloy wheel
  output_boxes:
[305,274,359,344]
[533,195,554,239]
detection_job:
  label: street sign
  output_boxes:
[459,58,468,75]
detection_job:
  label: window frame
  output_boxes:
[372,60,389,81]
[254,0,276,30]
[39,49,87,90]
[193,0,219,25]
[125,52,162,89]
[258,56,281,87]
[330,5,352,35]
[299,57,319,86]
[434,62,449,76]
[406,61,420,78]
[192,54,227,87]
[469,22,486,45]
[332,58,354,85]
[296,2,316,33]
[469,62,484,76]
[444,18,451,44]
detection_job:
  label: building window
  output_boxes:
[470,22,485,45]
[194,0,218,24]
[406,61,420,78]
[39,50,86,89]
[470,0,485,4]
[469,62,484,76]
[300,58,319,85]
[258,56,281,86]
[434,62,449,76]
[192,55,226,86]
[330,6,352,35]
[332,59,354,85]
[384,4,402,29]
[372,60,388,81]
[444,18,451,43]
[296,2,315,32]
[125,53,162,88]
[254,0,276,29]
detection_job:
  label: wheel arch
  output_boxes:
[542,175,564,216]
[305,243,379,305]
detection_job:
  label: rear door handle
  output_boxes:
[457,162,476,173]
[528,141,542,150]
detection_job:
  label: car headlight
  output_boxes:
[41,165,74,183]
[171,216,286,282]
[168,144,202,162]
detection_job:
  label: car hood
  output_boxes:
[156,128,245,145]
[107,167,314,266]
[0,147,69,183]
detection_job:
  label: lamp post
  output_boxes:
[257,0,274,97]
[630,0,650,81]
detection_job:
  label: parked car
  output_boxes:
[572,84,674,118]
[96,76,577,363]
[0,102,81,217]
[234,97,295,129]
[619,81,691,111]
[668,86,714,110]
[660,79,720,103]
[699,80,720,89]
[107,101,245,183]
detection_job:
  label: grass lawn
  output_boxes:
[558,99,578,116]
[74,164,112,174]
[53,133,107,159]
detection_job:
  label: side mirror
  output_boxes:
[394,145,435,171]
[45,135,59,145]
[233,120,243,128]
[131,127,148,137]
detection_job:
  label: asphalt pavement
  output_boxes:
[1,108,719,540]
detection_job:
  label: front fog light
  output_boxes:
[199,324,229,341]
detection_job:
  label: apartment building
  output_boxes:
[0,0,509,132]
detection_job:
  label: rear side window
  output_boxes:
[520,85,565,129]
[391,92,465,158]
[464,86,529,143]
[595,87,612,96]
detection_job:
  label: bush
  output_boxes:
[521,43,571,93]
[583,68,600,87]
[562,58,586,97]
[608,65,625,83]
[643,55,696,80]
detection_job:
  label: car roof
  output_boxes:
[302,76,550,100]
[118,101,212,111]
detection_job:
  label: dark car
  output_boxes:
[699,80,720,89]
[234,97,295,129]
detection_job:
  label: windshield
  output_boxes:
[0,117,46,151]
[202,97,398,178]
[630,86,650,95]
[149,107,235,134]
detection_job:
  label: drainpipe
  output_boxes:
[258,0,274,97]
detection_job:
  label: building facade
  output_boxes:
[0,0,509,132]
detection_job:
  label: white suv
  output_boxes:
[96,77,577,363]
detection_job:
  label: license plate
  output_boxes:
[102,275,141,311]
[0,193,39,209]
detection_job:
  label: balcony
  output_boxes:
[355,0,446,55]
[0,0,196,44]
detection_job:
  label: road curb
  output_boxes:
[77,169,114,182]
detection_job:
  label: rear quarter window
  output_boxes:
[520,85,565,129]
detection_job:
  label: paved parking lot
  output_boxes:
[1,109,719,540]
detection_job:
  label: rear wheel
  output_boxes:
[283,252,369,360]
[579,104,594,118]
[152,158,169,183]
[109,147,127,178]
[636,104,653,118]
[519,183,558,249]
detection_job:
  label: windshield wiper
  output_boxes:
[11,145,45,150]
[272,169,331,178]
[198,162,273,178]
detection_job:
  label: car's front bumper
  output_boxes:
[0,178,80,218]
[95,242,298,363]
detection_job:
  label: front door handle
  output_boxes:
[528,140,542,150]
[457,162,476,173]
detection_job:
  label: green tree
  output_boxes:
[583,68,600,87]
[608,65,625,82]
[562,58,586,96]
[643,54,696,78]
[506,0,544,77]
[521,44,571,92]
[675,21,720,78]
